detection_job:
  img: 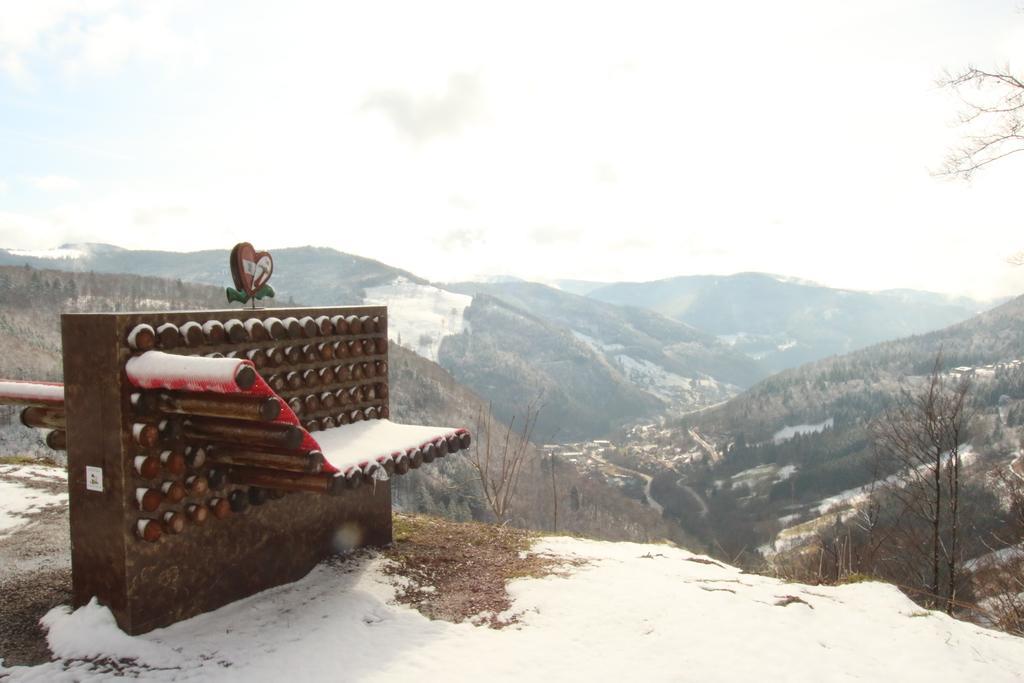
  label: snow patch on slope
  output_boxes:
[5,536,1024,681]
[364,277,471,362]
[773,418,834,444]
[4,248,85,260]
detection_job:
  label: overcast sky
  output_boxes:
[1,1,1023,298]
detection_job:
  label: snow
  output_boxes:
[773,418,834,444]
[0,466,67,534]
[125,351,249,393]
[776,464,798,481]
[5,247,85,260]
[315,419,462,472]
[364,277,471,362]
[0,380,65,405]
[5,536,1024,681]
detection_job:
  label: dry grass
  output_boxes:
[383,513,583,628]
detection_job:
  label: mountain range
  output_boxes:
[0,244,991,440]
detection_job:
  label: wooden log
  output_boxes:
[248,486,269,505]
[208,497,231,519]
[136,487,162,512]
[266,346,285,367]
[183,417,303,450]
[186,503,208,525]
[243,318,270,342]
[228,489,249,513]
[302,369,320,387]
[263,317,288,340]
[185,445,206,469]
[152,391,281,422]
[162,510,185,534]
[207,468,228,490]
[303,394,321,413]
[20,406,65,430]
[283,345,303,364]
[298,316,319,337]
[132,423,159,448]
[160,480,187,503]
[128,324,157,351]
[185,474,209,495]
[287,397,304,416]
[375,337,388,354]
[179,321,204,347]
[133,455,161,479]
[226,466,339,495]
[318,367,336,385]
[408,447,424,469]
[156,323,182,349]
[316,342,335,361]
[245,348,269,369]
[203,320,227,344]
[224,319,249,343]
[281,317,304,339]
[330,315,350,335]
[135,519,161,542]
[346,315,363,334]
[333,341,350,360]
[285,371,304,390]
[160,450,187,476]
[207,446,324,474]
[314,316,333,336]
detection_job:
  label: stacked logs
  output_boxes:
[120,311,469,544]
[126,314,390,430]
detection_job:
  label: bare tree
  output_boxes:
[870,354,971,614]
[467,401,539,524]
[937,66,1024,180]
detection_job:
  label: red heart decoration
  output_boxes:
[230,242,274,297]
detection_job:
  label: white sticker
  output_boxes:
[85,466,103,492]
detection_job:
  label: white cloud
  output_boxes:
[29,175,79,191]
[1,1,1023,300]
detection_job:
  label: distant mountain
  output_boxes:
[550,279,611,296]
[438,293,665,441]
[446,280,765,388]
[585,273,989,372]
[0,244,422,306]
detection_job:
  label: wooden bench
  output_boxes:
[1,305,469,634]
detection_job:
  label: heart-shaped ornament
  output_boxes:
[230,242,274,297]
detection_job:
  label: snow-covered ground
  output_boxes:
[364,278,471,362]
[0,465,67,534]
[3,536,1023,681]
[773,418,834,444]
